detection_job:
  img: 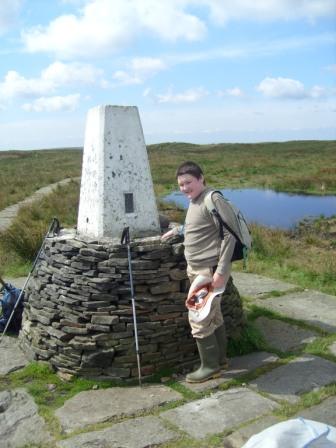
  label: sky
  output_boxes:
[0,0,335,150]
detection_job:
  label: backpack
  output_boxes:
[204,190,252,266]
[0,283,24,333]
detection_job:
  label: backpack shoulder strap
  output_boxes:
[204,190,241,243]
[204,190,222,213]
[204,190,223,238]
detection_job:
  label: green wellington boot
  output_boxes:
[214,323,229,369]
[186,334,221,383]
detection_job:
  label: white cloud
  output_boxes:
[310,85,327,98]
[0,70,55,100]
[0,0,22,34]
[113,57,167,85]
[113,71,139,85]
[19,0,336,59]
[22,94,81,112]
[21,0,206,59]
[219,87,244,97]
[142,100,336,144]
[196,0,336,24]
[41,61,103,85]
[155,86,208,103]
[257,76,335,99]
[257,77,307,99]
[134,0,206,41]
[0,62,103,101]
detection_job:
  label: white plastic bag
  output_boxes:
[242,418,336,448]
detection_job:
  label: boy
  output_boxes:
[162,161,238,382]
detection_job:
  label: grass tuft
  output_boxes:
[227,321,267,357]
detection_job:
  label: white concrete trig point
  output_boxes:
[77,105,160,239]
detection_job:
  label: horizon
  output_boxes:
[1,138,335,153]
[0,1,335,150]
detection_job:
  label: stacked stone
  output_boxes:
[19,233,245,379]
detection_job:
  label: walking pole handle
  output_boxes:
[31,217,60,272]
[121,226,130,245]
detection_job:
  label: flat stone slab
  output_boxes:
[222,415,281,448]
[160,387,279,439]
[296,396,336,426]
[181,351,279,393]
[0,336,29,375]
[255,289,336,333]
[254,317,318,352]
[0,388,54,448]
[55,384,182,433]
[232,272,296,298]
[57,415,178,448]
[250,355,336,403]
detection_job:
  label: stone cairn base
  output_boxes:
[19,232,245,380]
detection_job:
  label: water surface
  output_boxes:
[164,188,336,229]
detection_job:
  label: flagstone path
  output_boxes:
[0,178,78,232]
[0,272,335,447]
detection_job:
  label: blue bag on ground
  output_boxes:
[0,283,24,333]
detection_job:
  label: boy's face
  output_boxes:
[177,174,205,200]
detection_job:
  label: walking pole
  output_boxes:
[0,217,60,343]
[121,226,142,387]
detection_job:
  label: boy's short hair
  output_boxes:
[176,161,204,180]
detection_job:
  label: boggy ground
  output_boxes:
[1,272,336,448]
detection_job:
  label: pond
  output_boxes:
[163,188,336,229]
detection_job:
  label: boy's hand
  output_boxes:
[161,229,174,241]
[212,272,225,289]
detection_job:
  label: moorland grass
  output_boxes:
[148,140,336,195]
[0,148,82,210]
[1,140,336,211]
[244,221,336,295]
[0,179,80,261]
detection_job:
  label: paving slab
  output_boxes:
[181,351,279,393]
[222,415,281,448]
[254,317,318,352]
[249,355,336,403]
[296,396,336,426]
[160,387,279,440]
[57,415,179,448]
[231,272,297,298]
[0,388,54,448]
[0,336,29,375]
[255,289,336,333]
[55,384,183,433]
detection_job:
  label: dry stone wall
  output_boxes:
[19,233,245,379]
